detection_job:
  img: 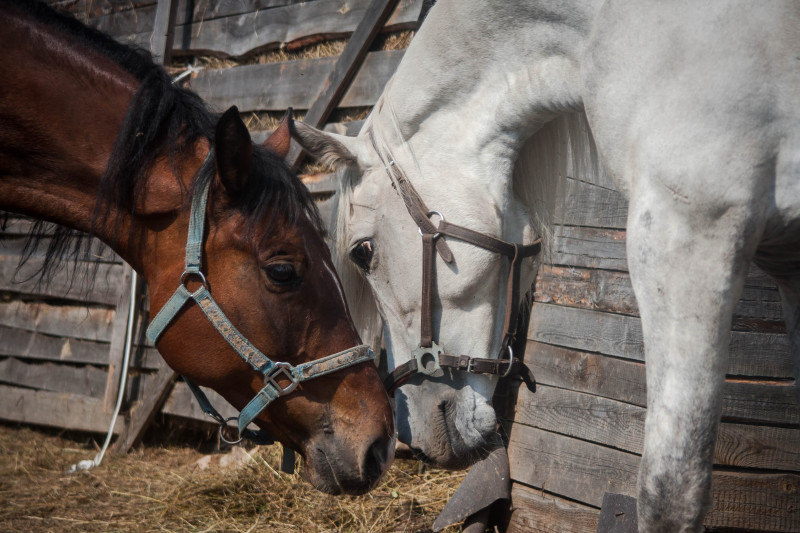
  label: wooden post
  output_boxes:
[103,264,135,413]
[112,0,178,453]
[288,0,400,170]
[149,0,178,65]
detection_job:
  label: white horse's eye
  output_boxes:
[349,239,374,272]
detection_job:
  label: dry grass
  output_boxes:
[0,424,465,533]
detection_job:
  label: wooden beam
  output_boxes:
[148,0,178,64]
[112,363,178,453]
[289,0,401,169]
[103,266,136,412]
[0,384,122,434]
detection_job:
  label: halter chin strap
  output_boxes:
[146,149,375,443]
[369,119,538,395]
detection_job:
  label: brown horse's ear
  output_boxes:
[263,108,293,160]
[215,105,252,196]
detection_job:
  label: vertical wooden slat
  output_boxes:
[103,263,134,412]
[148,0,178,64]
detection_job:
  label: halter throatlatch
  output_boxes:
[369,105,538,394]
[146,149,375,443]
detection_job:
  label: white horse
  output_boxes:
[292,1,800,531]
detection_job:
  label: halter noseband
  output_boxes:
[146,149,375,444]
[369,128,538,395]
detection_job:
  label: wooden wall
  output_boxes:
[0,0,422,435]
[502,114,800,532]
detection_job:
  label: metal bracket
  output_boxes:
[413,342,444,377]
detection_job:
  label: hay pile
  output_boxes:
[0,424,465,532]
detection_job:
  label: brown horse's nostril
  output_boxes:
[362,436,391,485]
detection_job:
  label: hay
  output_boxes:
[0,424,465,532]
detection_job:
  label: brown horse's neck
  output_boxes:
[0,5,190,274]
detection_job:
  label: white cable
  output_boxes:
[68,269,138,473]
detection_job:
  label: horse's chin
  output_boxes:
[398,387,499,470]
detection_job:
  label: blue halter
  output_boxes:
[145,150,375,444]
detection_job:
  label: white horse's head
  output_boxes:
[292,99,556,468]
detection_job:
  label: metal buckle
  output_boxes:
[466,357,476,373]
[266,362,299,395]
[412,342,444,377]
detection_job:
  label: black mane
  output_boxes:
[5,0,321,287]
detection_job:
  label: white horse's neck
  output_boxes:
[381,1,599,141]
[366,0,601,245]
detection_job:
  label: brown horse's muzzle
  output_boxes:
[303,423,396,495]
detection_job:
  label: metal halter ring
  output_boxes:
[180,270,208,289]
[218,416,244,445]
[418,211,445,237]
[501,345,515,379]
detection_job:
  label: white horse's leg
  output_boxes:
[626,193,760,533]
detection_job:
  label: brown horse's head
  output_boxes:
[0,0,393,494]
[145,110,394,494]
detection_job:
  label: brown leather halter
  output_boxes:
[368,128,538,394]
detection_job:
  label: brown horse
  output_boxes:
[0,0,394,494]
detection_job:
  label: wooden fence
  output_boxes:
[501,114,799,532]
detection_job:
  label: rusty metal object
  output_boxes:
[432,446,511,531]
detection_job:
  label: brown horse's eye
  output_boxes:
[264,262,299,285]
[349,239,373,272]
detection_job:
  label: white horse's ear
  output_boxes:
[291,121,372,169]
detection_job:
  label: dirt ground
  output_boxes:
[0,422,465,532]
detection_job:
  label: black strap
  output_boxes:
[383,355,535,394]
[183,378,275,445]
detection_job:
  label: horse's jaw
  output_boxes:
[394,374,500,469]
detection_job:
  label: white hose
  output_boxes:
[68,269,138,473]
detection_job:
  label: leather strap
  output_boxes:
[368,116,542,394]
[384,352,536,393]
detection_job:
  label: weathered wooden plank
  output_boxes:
[0,357,108,398]
[550,225,628,270]
[0,300,115,343]
[508,424,639,508]
[0,325,160,369]
[112,362,177,453]
[135,0,422,58]
[104,266,136,411]
[528,303,793,378]
[161,380,238,423]
[0,254,124,306]
[703,471,800,531]
[89,1,320,40]
[525,341,798,425]
[535,264,786,328]
[508,426,800,531]
[251,119,363,144]
[0,384,121,434]
[507,483,599,533]
[147,0,178,64]
[556,177,628,229]
[189,49,404,113]
[507,383,800,471]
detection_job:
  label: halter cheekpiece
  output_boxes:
[146,149,375,444]
[369,116,538,394]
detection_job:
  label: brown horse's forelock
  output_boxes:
[5,0,322,287]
